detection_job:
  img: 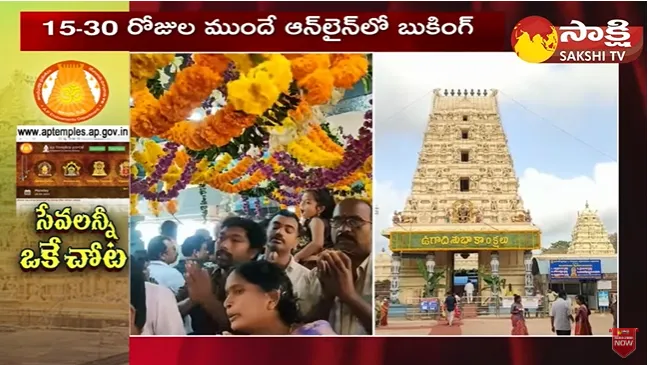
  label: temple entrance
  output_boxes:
[452,252,479,296]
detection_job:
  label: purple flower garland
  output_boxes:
[131,142,180,193]
[131,141,197,202]
[263,108,373,189]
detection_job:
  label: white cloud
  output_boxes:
[373,53,618,133]
[519,161,618,245]
[374,162,618,250]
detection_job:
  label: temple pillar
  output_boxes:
[425,253,436,296]
[390,254,401,303]
[490,251,500,294]
[524,250,534,296]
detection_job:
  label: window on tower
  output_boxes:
[462,115,468,121]
[460,177,470,192]
[461,151,469,162]
[461,130,469,139]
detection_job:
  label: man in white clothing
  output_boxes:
[265,210,316,316]
[147,235,185,295]
[464,280,475,303]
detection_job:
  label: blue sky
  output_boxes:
[373,53,618,250]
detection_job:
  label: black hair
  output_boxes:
[220,216,266,250]
[303,189,335,219]
[130,256,147,331]
[182,235,207,257]
[258,218,272,232]
[513,294,521,302]
[558,290,567,299]
[232,260,301,326]
[160,220,178,239]
[270,210,301,231]
[575,294,591,315]
[147,235,171,261]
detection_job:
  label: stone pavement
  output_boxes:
[0,328,127,365]
[376,313,615,336]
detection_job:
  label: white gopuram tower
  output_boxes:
[567,202,616,256]
[385,89,541,302]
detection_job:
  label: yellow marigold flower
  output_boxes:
[228,71,280,115]
[250,54,293,94]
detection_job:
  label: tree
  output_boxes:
[541,240,571,254]
[608,233,617,252]
[416,259,445,298]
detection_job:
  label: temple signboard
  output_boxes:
[389,231,540,251]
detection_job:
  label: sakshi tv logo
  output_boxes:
[511,16,644,64]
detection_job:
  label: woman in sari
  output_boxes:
[510,294,529,335]
[379,298,390,326]
[222,260,336,335]
[575,294,593,335]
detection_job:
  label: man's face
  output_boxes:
[331,200,372,260]
[162,239,178,264]
[217,226,257,267]
[266,215,299,255]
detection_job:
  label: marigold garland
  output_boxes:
[130,54,175,92]
[162,105,257,151]
[208,157,254,187]
[286,134,342,168]
[130,194,140,216]
[132,53,372,206]
[131,55,230,137]
[215,170,266,194]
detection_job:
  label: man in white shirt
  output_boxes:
[142,282,186,335]
[304,198,373,335]
[265,210,315,316]
[464,281,474,303]
[550,290,574,335]
[147,235,185,295]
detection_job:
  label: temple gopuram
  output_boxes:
[533,202,617,310]
[383,89,541,304]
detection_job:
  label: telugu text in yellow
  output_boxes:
[19,236,128,272]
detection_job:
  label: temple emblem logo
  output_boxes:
[33,60,109,123]
[511,16,558,63]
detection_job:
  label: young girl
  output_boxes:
[294,189,335,268]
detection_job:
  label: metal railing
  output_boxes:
[397,295,552,319]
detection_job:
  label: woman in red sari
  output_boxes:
[379,298,390,326]
[510,294,529,335]
[575,295,593,335]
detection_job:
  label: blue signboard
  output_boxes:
[420,299,439,312]
[549,260,602,279]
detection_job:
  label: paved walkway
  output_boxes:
[377,313,615,336]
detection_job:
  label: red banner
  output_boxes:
[20,11,505,52]
[610,328,639,358]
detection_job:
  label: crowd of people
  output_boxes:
[129,189,374,336]
[510,290,601,336]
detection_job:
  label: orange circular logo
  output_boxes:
[33,60,109,124]
[19,143,33,154]
[511,16,558,63]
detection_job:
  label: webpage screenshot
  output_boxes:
[16,125,129,212]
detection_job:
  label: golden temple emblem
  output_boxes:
[118,161,130,178]
[92,161,108,177]
[62,161,81,177]
[36,161,53,177]
[33,61,109,124]
[448,199,480,224]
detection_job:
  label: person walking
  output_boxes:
[444,292,457,326]
[550,291,573,335]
